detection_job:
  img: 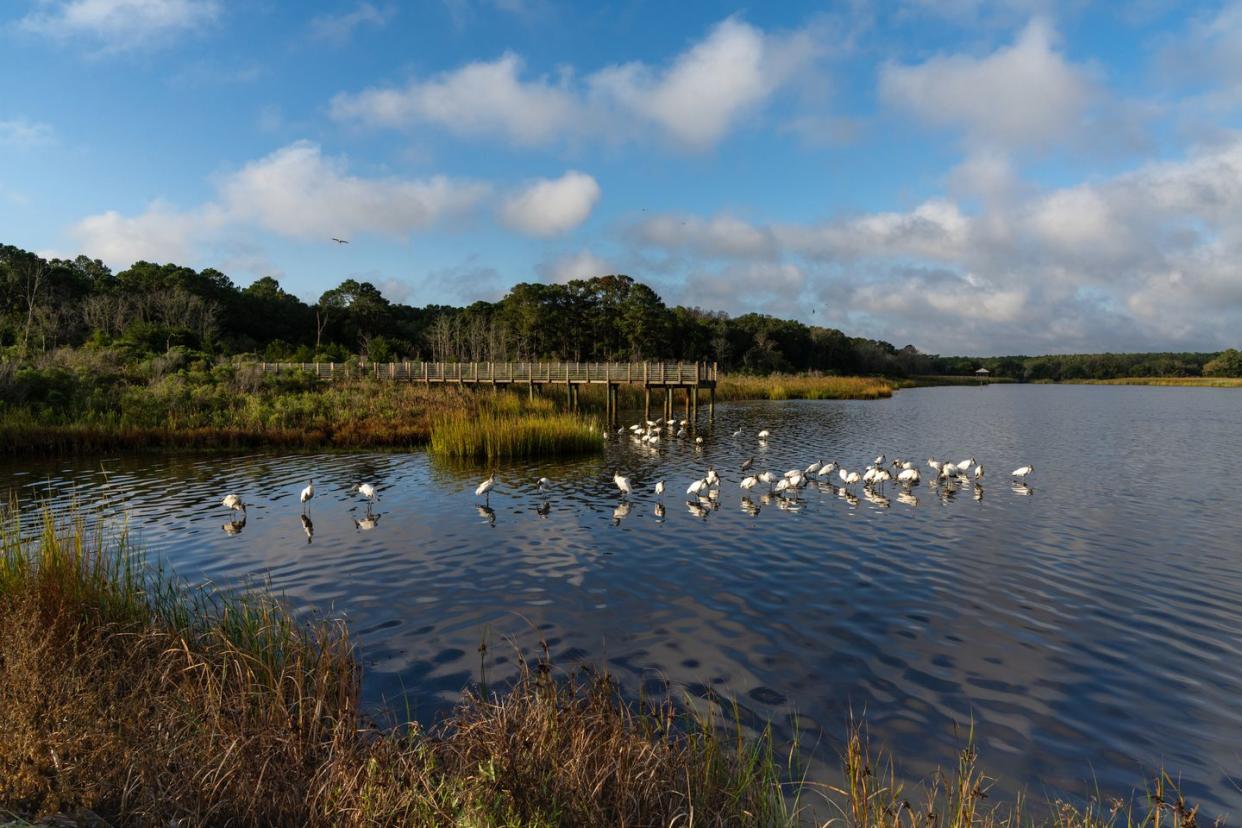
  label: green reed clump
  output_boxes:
[430,411,602,460]
[716,374,893,401]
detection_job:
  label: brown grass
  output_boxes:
[0,510,1213,827]
[1069,377,1242,388]
[716,374,893,401]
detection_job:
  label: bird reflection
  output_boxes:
[354,513,381,531]
[839,488,860,507]
[653,502,666,522]
[476,504,496,526]
[739,496,760,516]
[221,517,246,535]
[300,513,314,544]
[535,500,551,518]
[612,501,632,526]
[864,490,890,509]
[1010,483,1034,496]
[685,499,709,520]
[896,491,919,508]
[973,483,985,502]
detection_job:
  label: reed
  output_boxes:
[716,374,893,401]
[430,410,603,460]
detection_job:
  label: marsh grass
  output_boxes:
[1070,377,1242,388]
[430,392,602,460]
[716,374,893,401]
[0,514,1215,827]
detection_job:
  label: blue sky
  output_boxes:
[2,0,1241,355]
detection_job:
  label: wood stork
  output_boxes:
[300,480,314,512]
[956,457,976,472]
[355,482,379,503]
[898,467,921,486]
[758,429,771,440]
[973,463,984,480]
[705,466,719,487]
[805,461,822,476]
[613,470,633,497]
[1011,464,1034,481]
[694,435,703,445]
[740,475,759,490]
[687,478,707,496]
[928,457,944,472]
[473,475,494,503]
[843,470,862,486]
[655,480,665,497]
[221,494,246,516]
[537,477,552,492]
[732,428,743,437]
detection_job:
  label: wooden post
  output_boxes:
[644,386,651,422]
[709,386,715,419]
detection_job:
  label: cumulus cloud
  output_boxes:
[498,171,600,237]
[330,16,824,150]
[20,0,220,51]
[537,249,613,284]
[308,2,394,43]
[330,52,577,146]
[625,137,1242,354]
[70,141,490,267]
[879,19,1095,153]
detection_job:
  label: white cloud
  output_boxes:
[331,16,824,150]
[69,141,490,267]
[499,171,600,237]
[217,141,489,239]
[20,0,220,51]
[0,117,55,148]
[308,2,395,44]
[537,249,613,284]
[330,52,577,146]
[624,137,1242,353]
[879,19,1095,153]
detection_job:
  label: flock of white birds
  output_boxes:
[216,417,1035,529]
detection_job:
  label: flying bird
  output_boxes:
[331,237,349,244]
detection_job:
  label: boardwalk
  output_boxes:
[249,361,718,421]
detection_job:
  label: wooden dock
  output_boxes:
[249,360,718,422]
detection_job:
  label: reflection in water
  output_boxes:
[475,504,495,526]
[4,386,1242,816]
[612,501,632,526]
[1011,483,1034,496]
[221,517,246,535]
[973,483,985,502]
[354,513,381,531]
[300,513,314,543]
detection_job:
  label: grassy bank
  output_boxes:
[1068,376,1242,388]
[0,509,1209,827]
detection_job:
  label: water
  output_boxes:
[4,385,1241,817]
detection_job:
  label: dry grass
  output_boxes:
[0,509,1214,827]
[716,374,893,401]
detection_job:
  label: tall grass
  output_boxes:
[1071,377,1242,388]
[717,374,893,401]
[430,411,603,460]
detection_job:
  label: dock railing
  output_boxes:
[246,360,718,386]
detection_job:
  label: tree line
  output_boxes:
[1,243,1237,379]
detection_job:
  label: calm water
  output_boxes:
[3,385,1240,816]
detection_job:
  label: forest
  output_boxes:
[1,242,1238,382]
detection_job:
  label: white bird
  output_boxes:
[473,476,494,502]
[928,458,944,472]
[838,468,849,483]
[677,428,688,438]
[655,480,665,497]
[299,480,314,511]
[356,482,379,503]
[805,461,822,476]
[774,478,791,495]
[1012,464,1034,481]
[822,461,838,476]
[680,419,689,427]
[956,457,976,472]
[758,470,777,490]
[873,468,892,490]
[732,428,743,437]
[221,494,246,515]
[705,467,720,487]
[898,467,921,485]
[874,454,885,465]
[758,429,771,440]
[694,435,703,445]
[687,478,707,496]
[973,464,984,480]
[613,470,632,497]
[537,477,552,492]
[740,475,759,490]
[843,471,862,486]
